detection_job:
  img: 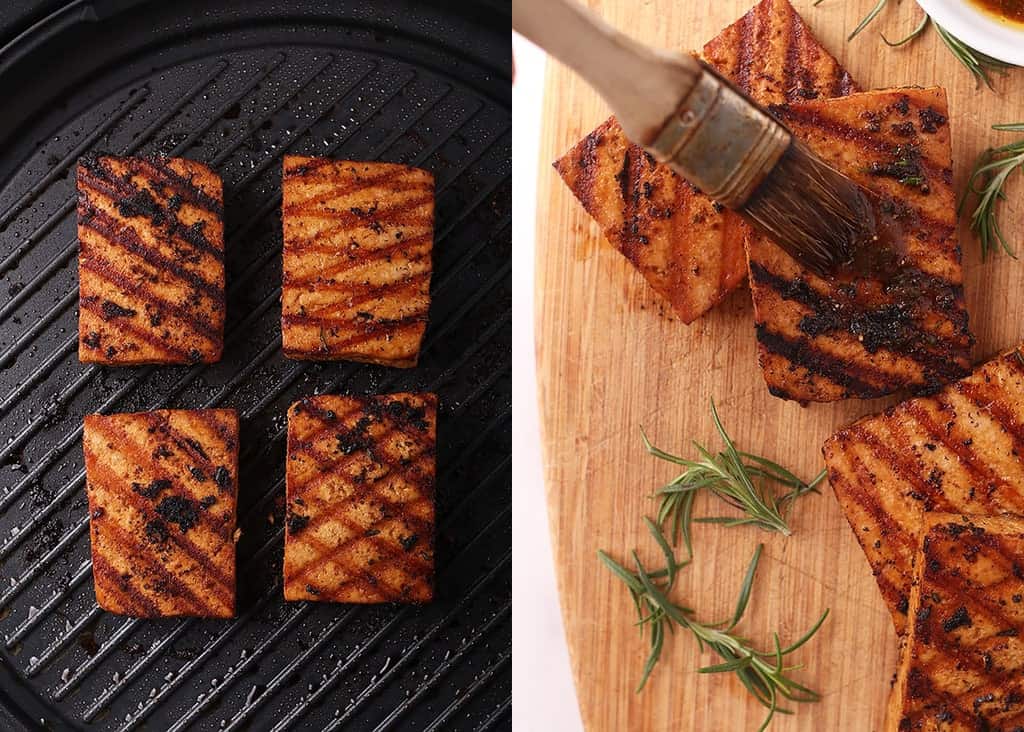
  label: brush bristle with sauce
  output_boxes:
[741,139,878,277]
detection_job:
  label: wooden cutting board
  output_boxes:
[534,1,1024,730]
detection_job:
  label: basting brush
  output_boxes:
[514,0,876,276]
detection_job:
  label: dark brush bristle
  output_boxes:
[741,140,875,276]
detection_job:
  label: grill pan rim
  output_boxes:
[0,0,511,185]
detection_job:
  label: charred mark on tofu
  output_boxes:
[746,88,971,403]
[76,155,225,365]
[83,409,239,618]
[283,393,437,603]
[279,157,433,367]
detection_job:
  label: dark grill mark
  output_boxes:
[287,512,310,535]
[116,187,166,224]
[145,519,169,544]
[100,300,137,320]
[155,496,199,533]
[79,297,189,361]
[903,400,1024,514]
[132,478,172,500]
[615,148,631,205]
[755,324,878,396]
[97,519,213,617]
[735,9,756,93]
[748,263,963,374]
[79,159,223,261]
[184,437,210,462]
[214,466,231,490]
[919,107,947,133]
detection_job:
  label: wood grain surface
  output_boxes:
[534,1,1024,730]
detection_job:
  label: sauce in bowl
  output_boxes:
[969,0,1024,25]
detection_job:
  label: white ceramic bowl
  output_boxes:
[915,0,1024,66]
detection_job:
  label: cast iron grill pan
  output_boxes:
[0,1,511,729]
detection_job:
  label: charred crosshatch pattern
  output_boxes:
[284,393,436,604]
[553,0,858,324]
[281,157,433,367]
[83,410,238,618]
[824,348,1024,635]
[890,514,1024,731]
[77,155,225,365]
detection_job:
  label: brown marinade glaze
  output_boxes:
[746,87,972,403]
[76,154,225,365]
[891,514,1024,731]
[823,348,1024,636]
[283,393,436,604]
[552,0,859,324]
[969,0,1024,24]
[83,409,238,618]
[280,156,433,368]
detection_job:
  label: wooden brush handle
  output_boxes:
[512,0,701,146]
[515,0,791,209]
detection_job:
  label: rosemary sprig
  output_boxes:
[960,123,1024,259]
[933,22,1014,91]
[644,399,823,548]
[816,2,1018,89]
[880,14,928,47]
[598,521,829,731]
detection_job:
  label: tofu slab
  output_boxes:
[77,155,225,365]
[83,409,238,618]
[281,157,433,367]
[284,393,436,603]
[889,514,1024,731]
[824,348,1024,635]
[748,87,973,402]
[552,0,857,323]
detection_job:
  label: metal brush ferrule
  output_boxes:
[646,61,791,209]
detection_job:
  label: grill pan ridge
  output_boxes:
[0,1,511,729]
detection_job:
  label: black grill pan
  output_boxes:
[0,1,511,729]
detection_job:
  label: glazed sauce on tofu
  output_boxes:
[969,0,1024,24]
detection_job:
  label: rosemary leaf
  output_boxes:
[599,532,827,728]
[728,543,762,631]
[847,0,887,41]
[880,13,929,47]
[933,22,1014,90]
[645,399,820,545]
[961,124,1024,259]
[817,3,1019,89]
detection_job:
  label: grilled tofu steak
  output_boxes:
[748,87,972,403]
[280,157,433,367]
[823,348,1024,635]
[83,409,238,618]
[553,0,857,323]
[889,514,1024,731]
[283,393,436,603]
[77,154,225,365]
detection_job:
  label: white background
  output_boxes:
[511,34,585,732]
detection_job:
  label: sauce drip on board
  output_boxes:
[800,192,952,356]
